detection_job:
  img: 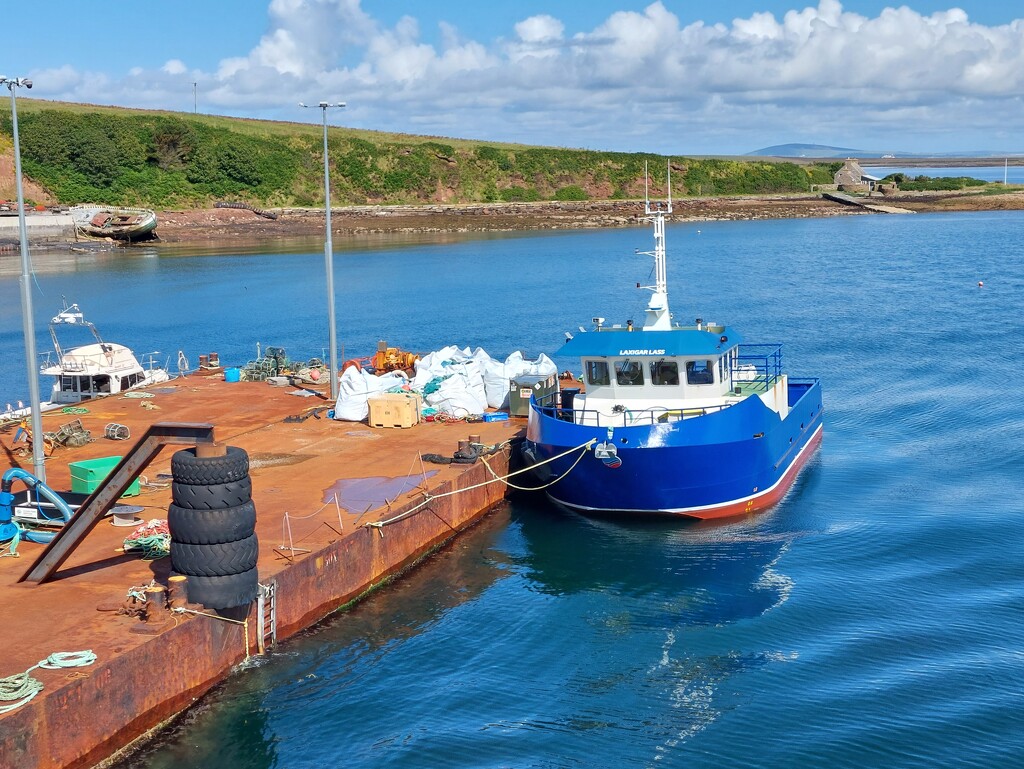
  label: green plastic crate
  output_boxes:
[69,456,141,497]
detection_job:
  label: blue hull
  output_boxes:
[524,379,824,519]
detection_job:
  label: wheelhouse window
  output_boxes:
[586,360,610,386]
[650,360,679,386]
[686,360,715,385]
[615,359,644,386]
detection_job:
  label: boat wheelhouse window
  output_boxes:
[650,360,679,386]
[92,375,111,394]
[586,360,610,386]
[61,376,77,392]
[121,372,143,390]
[686,360,715,385]
[615,360,644,386]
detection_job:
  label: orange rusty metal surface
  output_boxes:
[0,374,525,769]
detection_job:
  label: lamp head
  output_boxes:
[23,79,32,89]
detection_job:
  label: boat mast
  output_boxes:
[640,161,673,331]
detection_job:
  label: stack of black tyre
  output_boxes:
[168,446,259,609]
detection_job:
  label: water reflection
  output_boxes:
[511,497,795,627]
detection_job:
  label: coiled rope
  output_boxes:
[0,651,97,714]
[122,520,171,560]
[364,438,596,531]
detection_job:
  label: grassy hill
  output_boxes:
[1,99,841,209]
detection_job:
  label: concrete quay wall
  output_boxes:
[0,213,75,243]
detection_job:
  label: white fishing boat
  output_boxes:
[38,301,170,405]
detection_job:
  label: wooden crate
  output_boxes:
[368,392,421,428]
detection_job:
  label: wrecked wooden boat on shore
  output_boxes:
[69,205,157,241]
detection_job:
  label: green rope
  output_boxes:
[123,533,170,560]
[421,374,450,396]
[0,651,97,714]
[60,406,89,414]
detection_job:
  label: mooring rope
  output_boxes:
[364,438,596,531]
[171,608,250,662]
[0,651,97,714]
[478,443,592,492]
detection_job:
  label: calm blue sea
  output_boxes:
[2,211,1023,768]
[871,164,1024,184]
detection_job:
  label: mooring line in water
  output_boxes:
[364,439,596,533]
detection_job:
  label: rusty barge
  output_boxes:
[0,372,525,768]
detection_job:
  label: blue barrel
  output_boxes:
[224,368,241,383]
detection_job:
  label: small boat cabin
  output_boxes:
[555,321,789,427]
[43,343,153,404]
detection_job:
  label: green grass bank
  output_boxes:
[3,99,846,209]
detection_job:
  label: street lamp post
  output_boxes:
[1,75,45,482]
[299,100,345,400]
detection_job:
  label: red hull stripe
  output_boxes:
[678,423,824,520]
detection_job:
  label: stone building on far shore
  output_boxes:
[834,159,882,193]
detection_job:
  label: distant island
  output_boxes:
[748,143,1023,160]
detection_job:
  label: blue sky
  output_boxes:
[3,1,1023,154]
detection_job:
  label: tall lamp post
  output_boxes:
[299,100,345,400]
[1,75,46,482]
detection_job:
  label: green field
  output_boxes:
[2,99,842,208]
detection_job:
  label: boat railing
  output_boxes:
[735,344,783,393]
[533,392,731,427]
[45,355,141,375]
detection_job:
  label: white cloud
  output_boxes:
[162,59,188,76]
[516,15,564,44]
[22,1,1024,153]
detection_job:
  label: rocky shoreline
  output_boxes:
[3,191,1022,251]
[153,196,852,243]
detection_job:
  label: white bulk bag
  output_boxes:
[333,368,409,421]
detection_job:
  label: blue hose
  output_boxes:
[0,468,75,547]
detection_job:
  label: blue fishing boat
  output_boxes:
[523,175,823,519]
